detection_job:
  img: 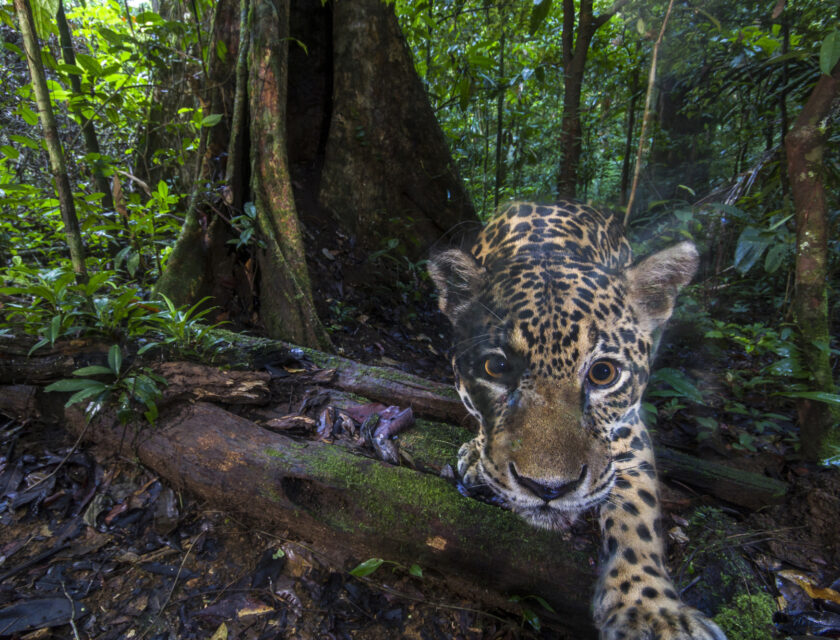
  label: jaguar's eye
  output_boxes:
[587,360,619,386]
[484,355,510,378]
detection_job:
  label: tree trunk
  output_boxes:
[493,30,506,210]
[14,0,87,281]
[157,0,477,348]
[56,0,114,214]
[784,60,840,461]
[555,0,624,199]
[153,0,241,307]
[248,0,331,349]
[318,0,475,256]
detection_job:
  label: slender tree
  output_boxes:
[14,0,87,281]
[784,58,840,461]
[555,0,627,198]
[56,0,114,214]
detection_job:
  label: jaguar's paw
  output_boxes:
[598,602,726,640]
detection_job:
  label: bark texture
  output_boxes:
[156,0,476,346]
[318,0,475,255]
[784,60,840,461]
[154,0,242,307]
[248,0,330,349]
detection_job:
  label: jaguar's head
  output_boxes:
[429,242,698,529]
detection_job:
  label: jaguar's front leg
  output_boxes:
[594,430,727,640]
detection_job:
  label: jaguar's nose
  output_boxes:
[509,463,588,502]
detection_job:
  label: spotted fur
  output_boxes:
[430,201,726,640]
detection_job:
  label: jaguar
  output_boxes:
[429,201,726,640]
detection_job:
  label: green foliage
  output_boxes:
[348,557,423,580]
[712,592,776,640]
[227,201,265,251]
[733,214,793,275]
[820,29,840,75]
[144,294,227,359]
[0,263,155,351]
[45,343,165,424]
[0,0,211,282]
[508,594,556,632]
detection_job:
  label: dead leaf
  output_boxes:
[668,526,689,545]
[778,569,840,606]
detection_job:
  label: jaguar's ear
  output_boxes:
[625,241,698,332]
[428,249,485,323]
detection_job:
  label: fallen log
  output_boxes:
[656,447,787,510]
[0,334,788,509]
[63,401,598,637]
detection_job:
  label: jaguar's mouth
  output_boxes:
[516,502,581,531]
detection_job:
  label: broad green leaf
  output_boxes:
[349,557,384,578]
[56,62,83,75]
[19,103,39,126]
[143,401,158,424]
[763,243,787,273]
[522,607,540,631]
[780,391,840,406]
[651,368,703,404]
[75,52,103,77]
[108,344,122,374]
[73,365,114,376]
[694,416,718,431]
[458,76,472,111]
[734,227,769,274]
[65,385,107,407]
[408,564,423,578]
[137,342,160,355]
[30,0,59,38]
[9,134,39,149]
[0,145,19,160]
[127,252,140,276]
[820,30,840,76]
[97,27,125,46]
[46,378,107,392]
[3,42,23,57]
[28,338,50,355]
[529,595,555,613]
[528,0,551,35]
[49,314,61,342]
[84,271,113,295]
[134,10,163,24]
[201,114,223,127]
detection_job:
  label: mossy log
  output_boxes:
[0,333,788,510]
[62,401,597,637]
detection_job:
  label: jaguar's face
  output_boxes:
[449,258,652,529]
